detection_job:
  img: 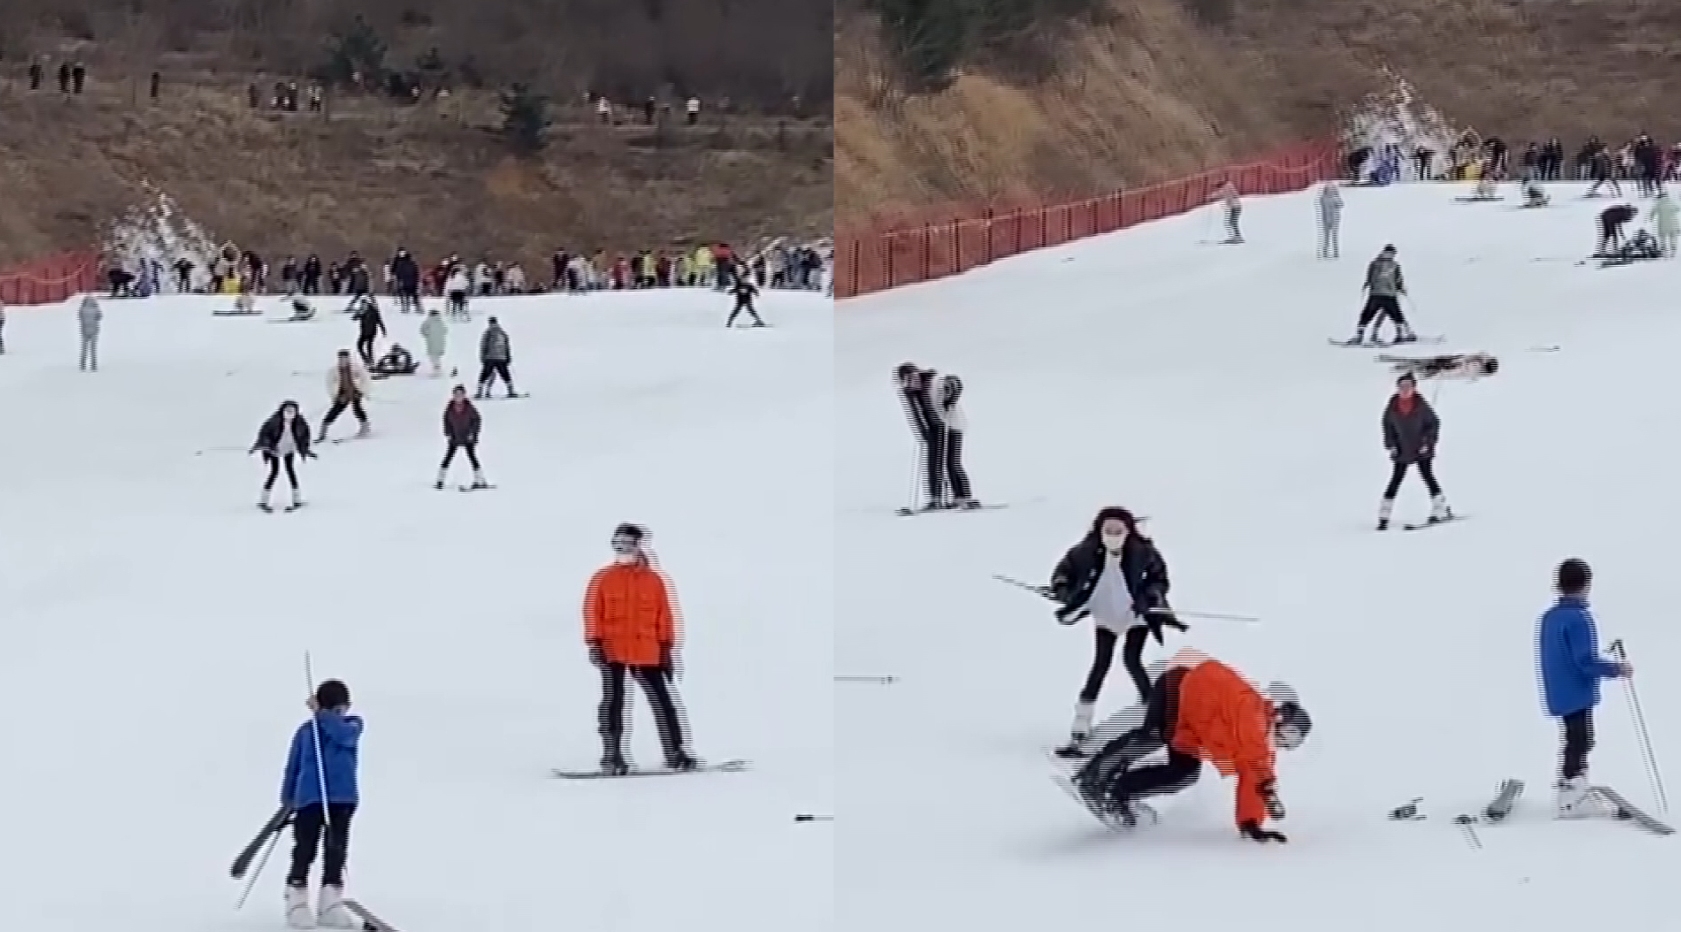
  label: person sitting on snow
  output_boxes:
[370,343,419,378]
[1522,180,1550,208]
[1381,352,1499,382]
[1602,228,1663,267]
[287,297,316,321]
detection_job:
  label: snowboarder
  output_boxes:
[930,373,977,509]
[476,317,517,398]
[894,363,948,511]
[1378,371,1451,530]
[280,678,365,929]
[419,307,448,376]
[318,350,371,442]
[1316,182,1343,259]
[77,294,102,371]
[725,273,764,327]
[1348,245,1415,346]
[350,295,385,366]
[1069,647,1310,840]
[1212,179,1242,243]
[436,385,488,490]
[249,400,315,512]
[444,263,470,320]
[1537,558,1633,818]
[1651,191,1679,257]
[1050,506,1183,748]
[369,344,418,378]
[1595,204,1637,257]
[1383,352,1498,382]
[583,524,696,775]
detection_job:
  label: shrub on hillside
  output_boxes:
[866,0,1107,89]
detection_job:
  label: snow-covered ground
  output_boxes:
[838,182,1678,930]
[0,289,833,931]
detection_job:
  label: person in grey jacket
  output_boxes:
[1345,245,1415,346]
[77,294,102,371]
[475,317,517,398]
[1316,182,1343,260]
[1378,371,1452,530]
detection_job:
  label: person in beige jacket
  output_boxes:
[317,349,371,442]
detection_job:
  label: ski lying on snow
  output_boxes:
[1593,786,1674,835]
[895,503,1008,516]
[458,485,497,492]
[343,899,399,932]
[1402,514,1468,531]
[552,758,750,779]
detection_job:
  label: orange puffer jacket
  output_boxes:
[1167,655,1278,829]
[583,560,676,667]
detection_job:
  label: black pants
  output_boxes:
[441,441,481,471]
[447,291,468,316]
[920,430,946,502]
[478,360,513,391]
[286,802,355,888]
[726,295,762,326]
[1597,219,1627,253]
[263,453,299,490]
[321,395,366,430]
[355,333,377,365]
[1078,625,1151,705]
[598,662,685,759]
[1561,708,1594,780]
[941,429,972,501]
[1077,668,1200,803]
[1383,457,1441,500]
[1357,294,1405,331]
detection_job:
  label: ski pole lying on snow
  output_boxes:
[835,675,897,684]
[1609,639,1667,813]
[794,813,834,822]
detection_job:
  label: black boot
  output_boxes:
[600,751,628,776]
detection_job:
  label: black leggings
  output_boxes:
[1078,668,1200,802]
[1079,625,1151,705]
[921,431,945,502]
[286,802,355,887]
[478,360,513,390]
[355,333,377,365]
[598,662,685,757]
[263,453,299,490]
[941,430,972,501]
[441,441,481,471]
[321,395,366,428]
[1358,294,1406,330]
[1383,458,1442,500]
[1561,709,1594,780]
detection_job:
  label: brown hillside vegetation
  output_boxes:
[837,0,1681,229]
[0,0,832,267]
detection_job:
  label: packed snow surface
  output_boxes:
[0,289,833,930]
[837,182,1678,931]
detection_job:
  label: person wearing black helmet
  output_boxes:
[1379,369,1451,530]
[893,363,948,512]
[1048,507,1185,750]
[1343,244,1415,346]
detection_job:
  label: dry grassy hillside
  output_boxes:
[837,0,1681,229]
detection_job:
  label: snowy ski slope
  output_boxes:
[0,289,833,931]
[838,183,1679,930]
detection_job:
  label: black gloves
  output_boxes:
[1240,821,1287,843]
[1135,597,1189,643]
[659,645,675,680]
[1260,780,1286,820]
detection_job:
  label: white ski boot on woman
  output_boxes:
[317,884,358,929]
[285,884,315,929]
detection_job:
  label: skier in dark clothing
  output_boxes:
[476,318,517,398]
[726,273,764,327]
[350,295,385,365]
[280,678,364,928]
[389,249,422,313]
[894,363,948,511]
[301,255,323,295]
[930,374,977,508]
[249,400,315,512]
[436,385,488,490]
[1048,506,1185,751]
[369,344,417,377]
[1346,245,1415,346]
[1596,204,1638,256]
[1378,371,1451,530]
[343,254,371,298]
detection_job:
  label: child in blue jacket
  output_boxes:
[280,679,364,929]
[1536,558,1631,818]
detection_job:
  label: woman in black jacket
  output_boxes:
[1049,506,1185,750]
[249,401,315,512]
[894,363,947,512]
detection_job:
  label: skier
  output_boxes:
[930,373,977,509]
[419,307,448,376]
[1382,352,1498,382]
[476,317,518,398]
[1595,204,1637,257]
[1068,647,1310,840]
[280,678,365,929]
[350,295,385,366]
[249,400,316,512]
[1651,191,1679,257]
[725,273,764,327]
[389,248,421,313]
[1049,506,1184,750]
[77,293,102,371]
[1378,371,1451,530]
[436,384,488,490]
[1520,178,1550,208]
[444,262,470,320]
[1345,245,1415,346]
[893,363,947,511]
[318,349,371,442]
[1537,557,1633,818]
[1212,179,1242,243]
[1316,181,1343,259]
[583,523,697,774]
[369,343,418,378]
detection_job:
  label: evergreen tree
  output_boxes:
[500,83,552,155]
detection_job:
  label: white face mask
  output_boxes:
[1101,532,1127,552]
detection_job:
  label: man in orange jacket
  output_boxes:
[1071,649,1311,843]
[583,523,696,775]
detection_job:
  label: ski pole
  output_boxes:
[1171,609,1261,624]
[835,674,897,684]
[794,813,834,822]
[992,574,1051,598]
[235,827,282,910]
[1609,639,1667,813]
[304,651,339,881]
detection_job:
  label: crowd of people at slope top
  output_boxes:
[1352,132,1681,190]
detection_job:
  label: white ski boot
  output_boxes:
[470,469,489,489]
[285,884,315,929]
[1428,495,1453,524]
[1377,498,1395,531]
[1070,702,1095,742]
[1555,775,1609,819]
[316,884,357,929]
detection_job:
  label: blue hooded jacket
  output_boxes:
[281,710,364,808]
[1536,595,1621,717]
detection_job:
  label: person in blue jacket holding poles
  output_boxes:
[1537,558,1632,819]
[281,679,365,929]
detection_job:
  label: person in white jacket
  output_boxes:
[931,374,976,509]
[1651,190,1679,257]
[77,294,103,371]
[419,307,448,376]
[445,265,471,320]
[317,349,372,442]
[1316,182,1343,259]
[1212,180,1242,244]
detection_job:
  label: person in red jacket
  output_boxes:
[582,524,695,775]
[435,385,488,490]
[1071,648,1311,843]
